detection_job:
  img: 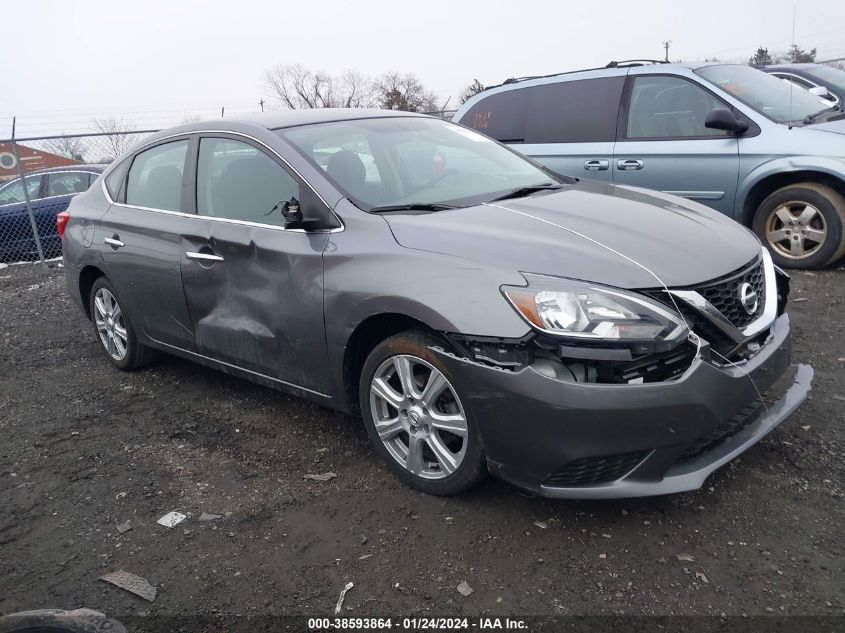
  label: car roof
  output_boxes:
[133,109,433,150]
[19,164,107,176]
[176,108,427,133]
[764,63,822,71]
[483,61,726,91]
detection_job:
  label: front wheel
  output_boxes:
[359,331,487,496]
[753,182,845,269]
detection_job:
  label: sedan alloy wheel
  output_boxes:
[369,354,468,480]
[94,287,128,361]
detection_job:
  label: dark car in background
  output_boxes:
[764,63,845,110]
[0,164,105,262]
[61,111,811,499]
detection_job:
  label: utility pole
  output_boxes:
[662,40,671,62]
[259,99,265,112]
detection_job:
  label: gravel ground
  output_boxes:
[0,263,843,626]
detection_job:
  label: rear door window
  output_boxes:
[196,137,299,224]
[524,77,624,143]
[105,160,129,201]
[460,77,624,144]
[125,140,189,211]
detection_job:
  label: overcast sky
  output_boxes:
[1,0,844,136]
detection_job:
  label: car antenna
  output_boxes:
[787,7,796,129]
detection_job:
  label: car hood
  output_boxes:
[383,180,761,289]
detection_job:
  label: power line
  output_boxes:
[699,25,845,58]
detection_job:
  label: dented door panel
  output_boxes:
[180,219,331,394]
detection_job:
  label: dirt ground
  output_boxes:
[1,262,843,627]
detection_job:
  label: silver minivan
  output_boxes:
[454,61,845,269]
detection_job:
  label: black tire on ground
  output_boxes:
[88,277,156,371]
[358,330,487,496]
[752,182,845,269]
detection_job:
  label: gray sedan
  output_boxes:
[60,110,812,498]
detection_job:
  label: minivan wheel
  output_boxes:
[89,278,156,370]
[359,331,486,495]
[753,183,845,269]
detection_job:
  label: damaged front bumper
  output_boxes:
[434,314,813,499]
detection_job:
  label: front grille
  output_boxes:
[596,342,696,384]
[544,450,649,487]
[695,258,765,329]
[644,256,767,358]
[676,399,765,463]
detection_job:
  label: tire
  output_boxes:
[359,331,487,495]
[88,277,156,370]
[752,182,845,269]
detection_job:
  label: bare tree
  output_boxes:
[45,136,87,162]
[373,72,438,112]
[264,64,373,109]
[180,114,201,125]
[92,117,136,159]
[459,79,485,104]
[338,70,375,108]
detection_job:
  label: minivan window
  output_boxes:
[462,89,528,143]
[525,77,624,143]
[279,117,555,211]
[125,140,188,211]
[197,138,299,224]
[462,77,625,144]
[696,64,826,123]
[626,76,728,139]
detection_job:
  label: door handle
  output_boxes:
[584,159,609,171]
[617,159,644,171]
[104,236,125,248]
[185,251,224,263]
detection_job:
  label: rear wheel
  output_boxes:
[359,331,486,495]
[89,278,156,370]
[753,182,845,269]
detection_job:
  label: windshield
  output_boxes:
[278,117,560,211]
[696,64,830,123]
[805,65,845,95]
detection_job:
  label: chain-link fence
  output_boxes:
[0,128,158,266]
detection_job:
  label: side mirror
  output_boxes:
[809,86,833,99]
[281,187,340,231]
[704,108,749,135]
[281,197,303,225]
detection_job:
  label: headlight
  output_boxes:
[503,276,687,342]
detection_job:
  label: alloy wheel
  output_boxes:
[765,201,828,260]
[369,355,468,480]
[94,288,128,361]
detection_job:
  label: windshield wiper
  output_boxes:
[489,183,564,202]
[803,105,840,124]
[369,203,458,213]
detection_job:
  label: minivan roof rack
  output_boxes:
[491,59,671,91]
[605,59,669,68]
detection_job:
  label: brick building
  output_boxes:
[0,143,82,182]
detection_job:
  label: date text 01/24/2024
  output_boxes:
[307,617,528,630]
